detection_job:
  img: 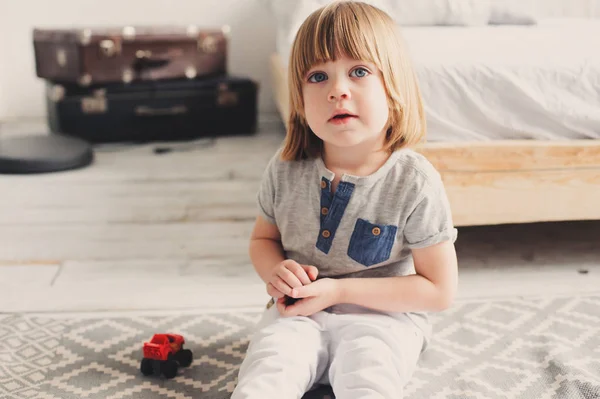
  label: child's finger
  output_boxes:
[271,277,293,296]
[277,267,304,288]
[266,282,285,298]
[276,297,288,315]
[290,283,316,299]
[301,265,319,281]
[287,262,313,286]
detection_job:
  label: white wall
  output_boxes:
[0,0,278,121]
[0,1,8,120]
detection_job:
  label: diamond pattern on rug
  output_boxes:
[0,316,68,399]
[1,296,599,399]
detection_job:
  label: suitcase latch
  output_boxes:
[56,49,67,67]
[217,83,238,107]
[100,39,121,57]
[198,35,218,54]
[81,89,108,114]
[48,85,65,102]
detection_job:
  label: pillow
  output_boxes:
[267,0,301,56]
[277,0,323,59]
[268,0,493,30]
[376,0,492,26]
[488,0,537,25]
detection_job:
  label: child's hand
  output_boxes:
[266,260,318,299]
[277,278,340,317]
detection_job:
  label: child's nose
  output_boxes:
[328,80,351,102]
[328,92,349,101]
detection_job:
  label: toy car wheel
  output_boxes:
[140,358,154,376]
[161,355,179,379]
[175,349,193,367]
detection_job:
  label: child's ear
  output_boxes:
[385,126,393,140]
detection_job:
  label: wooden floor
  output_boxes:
[1,116,600,314]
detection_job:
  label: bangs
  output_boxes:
[293,3,382,78]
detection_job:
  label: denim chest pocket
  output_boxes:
[347,218,398,267]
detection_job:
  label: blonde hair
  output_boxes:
[280,1,427,161]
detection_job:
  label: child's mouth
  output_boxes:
[329,114,358,124]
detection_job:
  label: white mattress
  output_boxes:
[278,19,600,141]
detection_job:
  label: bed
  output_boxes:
[269,3,600,227]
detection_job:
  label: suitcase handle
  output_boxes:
[135,105,188,116]
[133,55,170,72]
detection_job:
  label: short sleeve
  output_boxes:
[404,171,457,249]
[256,152,279,225]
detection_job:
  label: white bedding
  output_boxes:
[277,18,600,141]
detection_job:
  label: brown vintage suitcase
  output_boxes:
[33,25,229,86]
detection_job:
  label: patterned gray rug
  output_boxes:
[1,295,599,399]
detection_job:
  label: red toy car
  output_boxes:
[140,333,193,379]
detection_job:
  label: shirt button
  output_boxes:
[321,207,329,215]
[372,227,381,236]
[320,181,327,189]
[322,230,331,238]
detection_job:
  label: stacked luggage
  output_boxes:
[33,25,258,143]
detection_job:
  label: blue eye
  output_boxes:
[350,67,369,78]
[308,72,327,83]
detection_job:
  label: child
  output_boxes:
[232,1,458,398]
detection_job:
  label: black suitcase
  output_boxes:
[46,76,258,143]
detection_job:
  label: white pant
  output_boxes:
[231,304,424,399]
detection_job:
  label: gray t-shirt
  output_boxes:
[257,147,458,343]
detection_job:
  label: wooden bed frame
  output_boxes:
[270,53,600,227]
